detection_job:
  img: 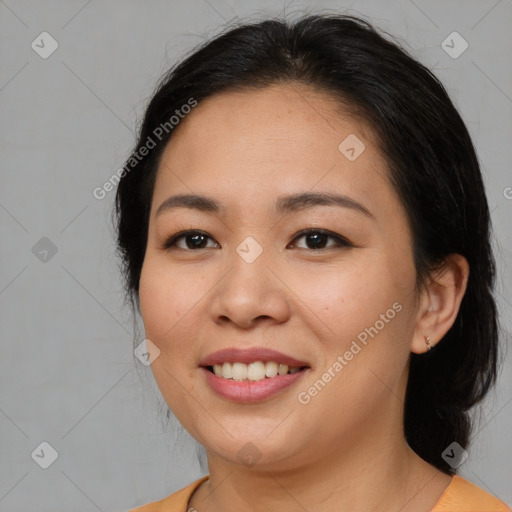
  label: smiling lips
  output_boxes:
[199,347,310,402]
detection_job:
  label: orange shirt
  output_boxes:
[130,474,511,511]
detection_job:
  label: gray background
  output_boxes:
[1,1,511,510]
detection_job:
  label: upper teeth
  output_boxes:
[212,361,302,381]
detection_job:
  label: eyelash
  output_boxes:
[160,228,353,252]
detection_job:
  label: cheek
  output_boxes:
[289,251,415,398]
[139,260,202,423]
[290,256,409,341]
[138,259,192,341]
[138,263,168,340]
[138,258,212,381]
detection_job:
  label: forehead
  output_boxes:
[152,84,396,218]
[162,83,375,159]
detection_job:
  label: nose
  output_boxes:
[208,244,291,330]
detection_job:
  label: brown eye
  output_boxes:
[290,229,352,250]
[162,230,219,250]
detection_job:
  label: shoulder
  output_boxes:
[433,475,511,511]
[128,474,511,511]
[129,475,209,512]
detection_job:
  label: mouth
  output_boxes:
[199,348,311,402]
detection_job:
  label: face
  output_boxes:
[139,83,421,471]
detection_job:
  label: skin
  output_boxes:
[138,83,469,511]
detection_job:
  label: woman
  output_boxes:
[115,13,511,512]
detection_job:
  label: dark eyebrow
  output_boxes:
[156,194,222,217]
[274,192,374,219]
[156,192,374,219]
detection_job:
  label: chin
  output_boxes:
[201,431,306,471]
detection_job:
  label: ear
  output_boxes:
[411,253,469,354]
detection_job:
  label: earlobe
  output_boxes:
[411,253,469,354]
